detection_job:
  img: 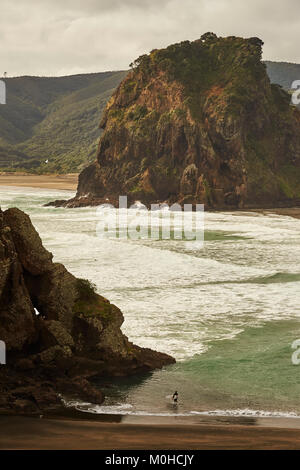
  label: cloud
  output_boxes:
[0,0,299,76]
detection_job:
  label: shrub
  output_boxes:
[76,278,98,302]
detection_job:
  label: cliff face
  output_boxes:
[54,34,300,209]
[0,208,174,414]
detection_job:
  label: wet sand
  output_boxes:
[1,415,300,450]
[0,172,78,191]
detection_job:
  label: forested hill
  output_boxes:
[0,71,126,173]
[265,61,300,90]
[0,60,299,173]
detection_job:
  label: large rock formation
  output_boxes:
[49,34,300,210]
[0,208,174,414]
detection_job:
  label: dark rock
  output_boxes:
[56,377,104,404]
[3,208,53,275]
[0,208,175,415]
[12,399,39,414]
[0,210,36,351]
[49,34,300,210]
[25,263,78,328]
[15,358,35,370]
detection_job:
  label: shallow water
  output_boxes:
[1,185,300,418]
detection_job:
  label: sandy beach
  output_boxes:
[0,172,78,191]
[1,173,300,452]
[1,414,300,450]
[0,172,300,219]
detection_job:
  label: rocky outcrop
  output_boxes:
[0,208,174,415]
[49,34,300,210]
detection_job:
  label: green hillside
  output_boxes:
[265,61,300,90]
[0,61,298,174]
[0,71,126,173]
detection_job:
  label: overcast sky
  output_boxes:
[0,0,299,77]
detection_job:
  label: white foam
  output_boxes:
[63,399,300,420]
[190,409,300,419]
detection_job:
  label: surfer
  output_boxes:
[172,391,178,404]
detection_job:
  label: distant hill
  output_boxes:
[265,61,300,90]
[0,59,299,173]
[0,71,126,172]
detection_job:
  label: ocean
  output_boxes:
[1,185,300,419]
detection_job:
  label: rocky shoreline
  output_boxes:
[45,193,300,211]
[0,207,174,415]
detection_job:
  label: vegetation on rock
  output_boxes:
[55,34,300,209]
[1,57,299,178]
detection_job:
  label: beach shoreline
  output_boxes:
[0,173,300,218]
[0,172,78,191]
[1,177,300,449]
[1,413,300,449]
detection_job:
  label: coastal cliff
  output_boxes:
[0,208,174,414]
[50,34,300,209]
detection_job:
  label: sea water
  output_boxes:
[1,185,300,418]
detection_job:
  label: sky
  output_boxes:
[0,0,299,77]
